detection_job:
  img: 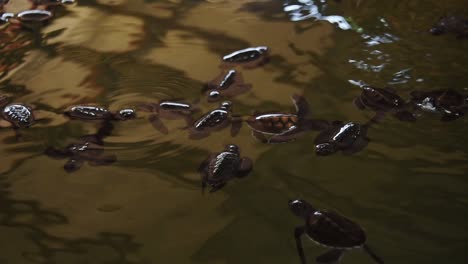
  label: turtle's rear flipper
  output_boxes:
[237,157,253,178]
[363,244,384,264]
[316,249,344,264]
[393,111,416,122]
[149,115,168,134]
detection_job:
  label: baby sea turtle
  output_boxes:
[16,10,53,23]
[314,121,372,156]
[198,144,252,193]
[222,46,270,68]
[203,69,252,102]
[44,122,116,173]
[246,94,328,144]
[188,101,242,139]
[64,105,136,121]
[137,100,197,134]
[354,86,416,122]
[429,15,468,38]
[0,96,35,129]
[410,89,467,121]
[289,199,384,264]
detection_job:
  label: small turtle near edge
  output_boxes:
[198,144,253,193]
[289,199,384,264]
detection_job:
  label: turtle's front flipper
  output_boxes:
[149,115,168,134]
[353,97,366,110]
[316,249,344,264]
[291,94,310,117]
[393,111,416,122]
[44,147,68,159]
[363,244,384,264]
[64,159,84,173]
[294,226,307,264]
[237,157,253,178]
[230,117,243,137]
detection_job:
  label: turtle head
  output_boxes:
[207,90,221,102]
[289,199,316,218]
[117,108,136,120]
[315,143,336,156]
[225,144,239,154]
[220,101,232,111]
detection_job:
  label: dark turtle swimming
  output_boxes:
[246,94,328,144]
[188,101,242,139]
[430,15,468,38]
[410,89,467,121]
[354,86,415,122]
[137,100,198,134]
[44,121,116,173]
[289,199,384,264]
[0,95,36,140]
[203,69,252,102]
[314,120,372,156]
[64,105,136,121]
[222,46,269,68]
[198,144,252,193]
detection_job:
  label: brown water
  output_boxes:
[1,0,468,263]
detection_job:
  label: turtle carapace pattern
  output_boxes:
[289,199,384,264]
[198,144,253,193]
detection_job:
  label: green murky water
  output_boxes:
[1,0,468,263]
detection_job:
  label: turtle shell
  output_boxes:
[305,210,366,249]
[2,103,35,128]
[246,113,298,135]
[222,46,269,63]
[194,109,229,130]
[66,105,112,120]
[159,101,192,112]
[206,151,240,184]
[358,86,404,111]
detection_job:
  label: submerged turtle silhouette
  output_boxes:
[429,15,468,39]
[198,144,252,193]
[289,199,384,264]
[44,121,117,173]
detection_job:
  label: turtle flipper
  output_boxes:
[209,182,226,193]
[237,157,253,178]
[393,111,416,122]
[353,97,366,110]
[291,94,310,117]
[44,147,69,159]
[149,115,168,134]
[294,226,307,264]
[316,249,344,264]
[88,155,117,166]
[230,117,243,137]
[251,130,268,143]
[64,159,84,173]
[363,244,384,264]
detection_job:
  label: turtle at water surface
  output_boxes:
[314,121,372,156]
[289,199,384,264]
[0,96,35,129]
[64,105,136,121]
[409,89,467,121]
[187,101,242,139]
[198,144,252,193]
[203,69,252,102]
[354,86,416,122]
[246,94,328,144]
[44,122,117,173]
[429,15,468,38]
[137,100,198,134]
[222,46,270,68]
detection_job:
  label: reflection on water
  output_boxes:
[1,0,468,263]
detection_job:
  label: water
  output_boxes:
[1,0,468,263]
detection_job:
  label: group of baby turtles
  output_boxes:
[1,3,467,262]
